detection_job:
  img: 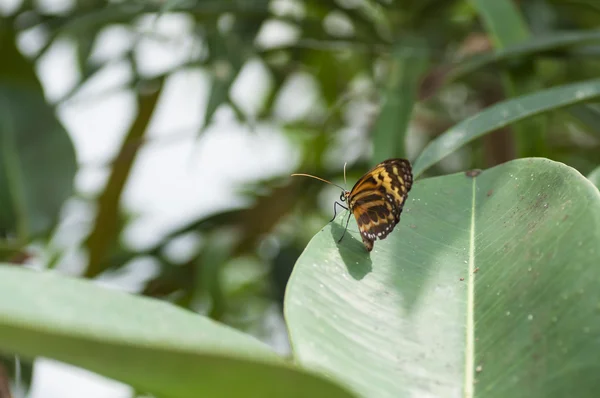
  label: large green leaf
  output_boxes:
[0,266,355,398]
[413,78,600,178]
[285,158,600,398]
[0,26,77,243]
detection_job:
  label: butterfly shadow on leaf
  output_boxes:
[330,222,372,280]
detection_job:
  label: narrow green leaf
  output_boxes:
[473,0,546,158]
[0,266,355,398]
[413,78,600,178]
[372,41,428,161]
[588,166,600,189]
[285,158,600,398]
[0,26,77,242]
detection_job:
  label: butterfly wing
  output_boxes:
[348,158,413,251]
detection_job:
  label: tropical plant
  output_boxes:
[1,0,600,397]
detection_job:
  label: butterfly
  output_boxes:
[292,158,413,252]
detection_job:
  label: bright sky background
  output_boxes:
[1,0,308,396]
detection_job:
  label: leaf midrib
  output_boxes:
[464,177,477,397]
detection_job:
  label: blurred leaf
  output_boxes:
[423,29,600,98]
[0,266,355,398]
[45,1,270,40]
[474,0,547,159]
[0,24,77,243]
[588,165,600,188]
[200,13,266,131]
[198,232,238,321]
[303,0,391,43]
[413,78,600,178]
[567,103,600,140]
[372,40,429,161]
[307,50,365,107]
[46,4,145,38]
[203,73,235,131]
[73,31,98,79]
[474,0,530,46]
[85,80,163,278]
[202,29,245,129]
[285,158,600,398]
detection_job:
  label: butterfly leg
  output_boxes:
[330,201,348,223]
[337,210,353,243]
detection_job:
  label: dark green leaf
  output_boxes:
[0,25,76,242]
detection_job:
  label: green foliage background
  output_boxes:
[1,0,600,397]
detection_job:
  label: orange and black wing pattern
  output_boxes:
[348,158,413,251]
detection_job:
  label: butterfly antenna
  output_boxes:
[343,162,348,189]
[291,173,346,192]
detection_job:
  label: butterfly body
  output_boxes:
[341,158,413,251]
[292,158,412,252]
